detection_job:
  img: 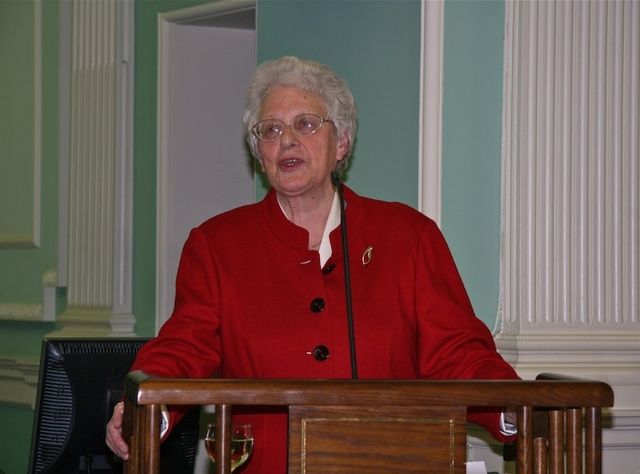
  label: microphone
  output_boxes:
[331,171,358,379]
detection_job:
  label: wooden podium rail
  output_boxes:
[122,371,613,474]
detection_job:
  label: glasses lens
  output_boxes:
[293,114,322,135]
[253,114,324,141]
[255,120,283,141]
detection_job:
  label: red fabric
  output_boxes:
[131,186,519,473]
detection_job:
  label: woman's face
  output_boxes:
[256,85,348,198]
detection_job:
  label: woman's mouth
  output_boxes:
[280,158,301,168]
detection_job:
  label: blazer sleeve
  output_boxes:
[413,219,519,441]
[129,226,223,435]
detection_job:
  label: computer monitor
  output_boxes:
[29,337,200,474]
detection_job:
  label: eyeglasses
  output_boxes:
[251,114,334,142]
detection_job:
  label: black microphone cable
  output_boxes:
[331,171,358,379]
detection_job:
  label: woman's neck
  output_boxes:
[276,186,336,248]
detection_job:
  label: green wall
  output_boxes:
[0,1,506,471]
[441,0,505,330]
[0,405,34,473]
[255,0,421,206]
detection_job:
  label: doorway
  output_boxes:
[156,1,256,331]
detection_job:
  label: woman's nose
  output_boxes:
[279,124,299,147]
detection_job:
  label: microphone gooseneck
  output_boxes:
[331,171,358,379]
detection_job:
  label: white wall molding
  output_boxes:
[57,0,71,286]
[32,0,42,247]
[160,0,255,25]
[0,356,39,409]
[496,333,640,406]
[112,0,135,326]
[53,308,116,336]
[0,270,57,322]
[0,304,42,321]
[496,0,640,470]
[418,0,444,225]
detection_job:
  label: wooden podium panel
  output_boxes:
[289,406,466,474]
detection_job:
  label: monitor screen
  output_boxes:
[28,337,199,474]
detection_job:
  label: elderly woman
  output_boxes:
[106,56,518,472]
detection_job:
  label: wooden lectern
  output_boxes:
[122,372,613,474]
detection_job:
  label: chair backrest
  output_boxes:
[122,373,613,474]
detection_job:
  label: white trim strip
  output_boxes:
[418,0,444,225]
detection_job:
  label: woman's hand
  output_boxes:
[105,402,130,460]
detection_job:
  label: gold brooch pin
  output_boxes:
[362,246,373,266]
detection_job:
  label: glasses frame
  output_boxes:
[251,114,334,142]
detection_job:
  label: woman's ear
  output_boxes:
[336,131,350,161]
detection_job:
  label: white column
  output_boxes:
[55,0,135,336]
[495,0,640,470]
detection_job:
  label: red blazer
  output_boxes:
[132,185,519,472]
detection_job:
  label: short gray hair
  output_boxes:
[243,56,357,173]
